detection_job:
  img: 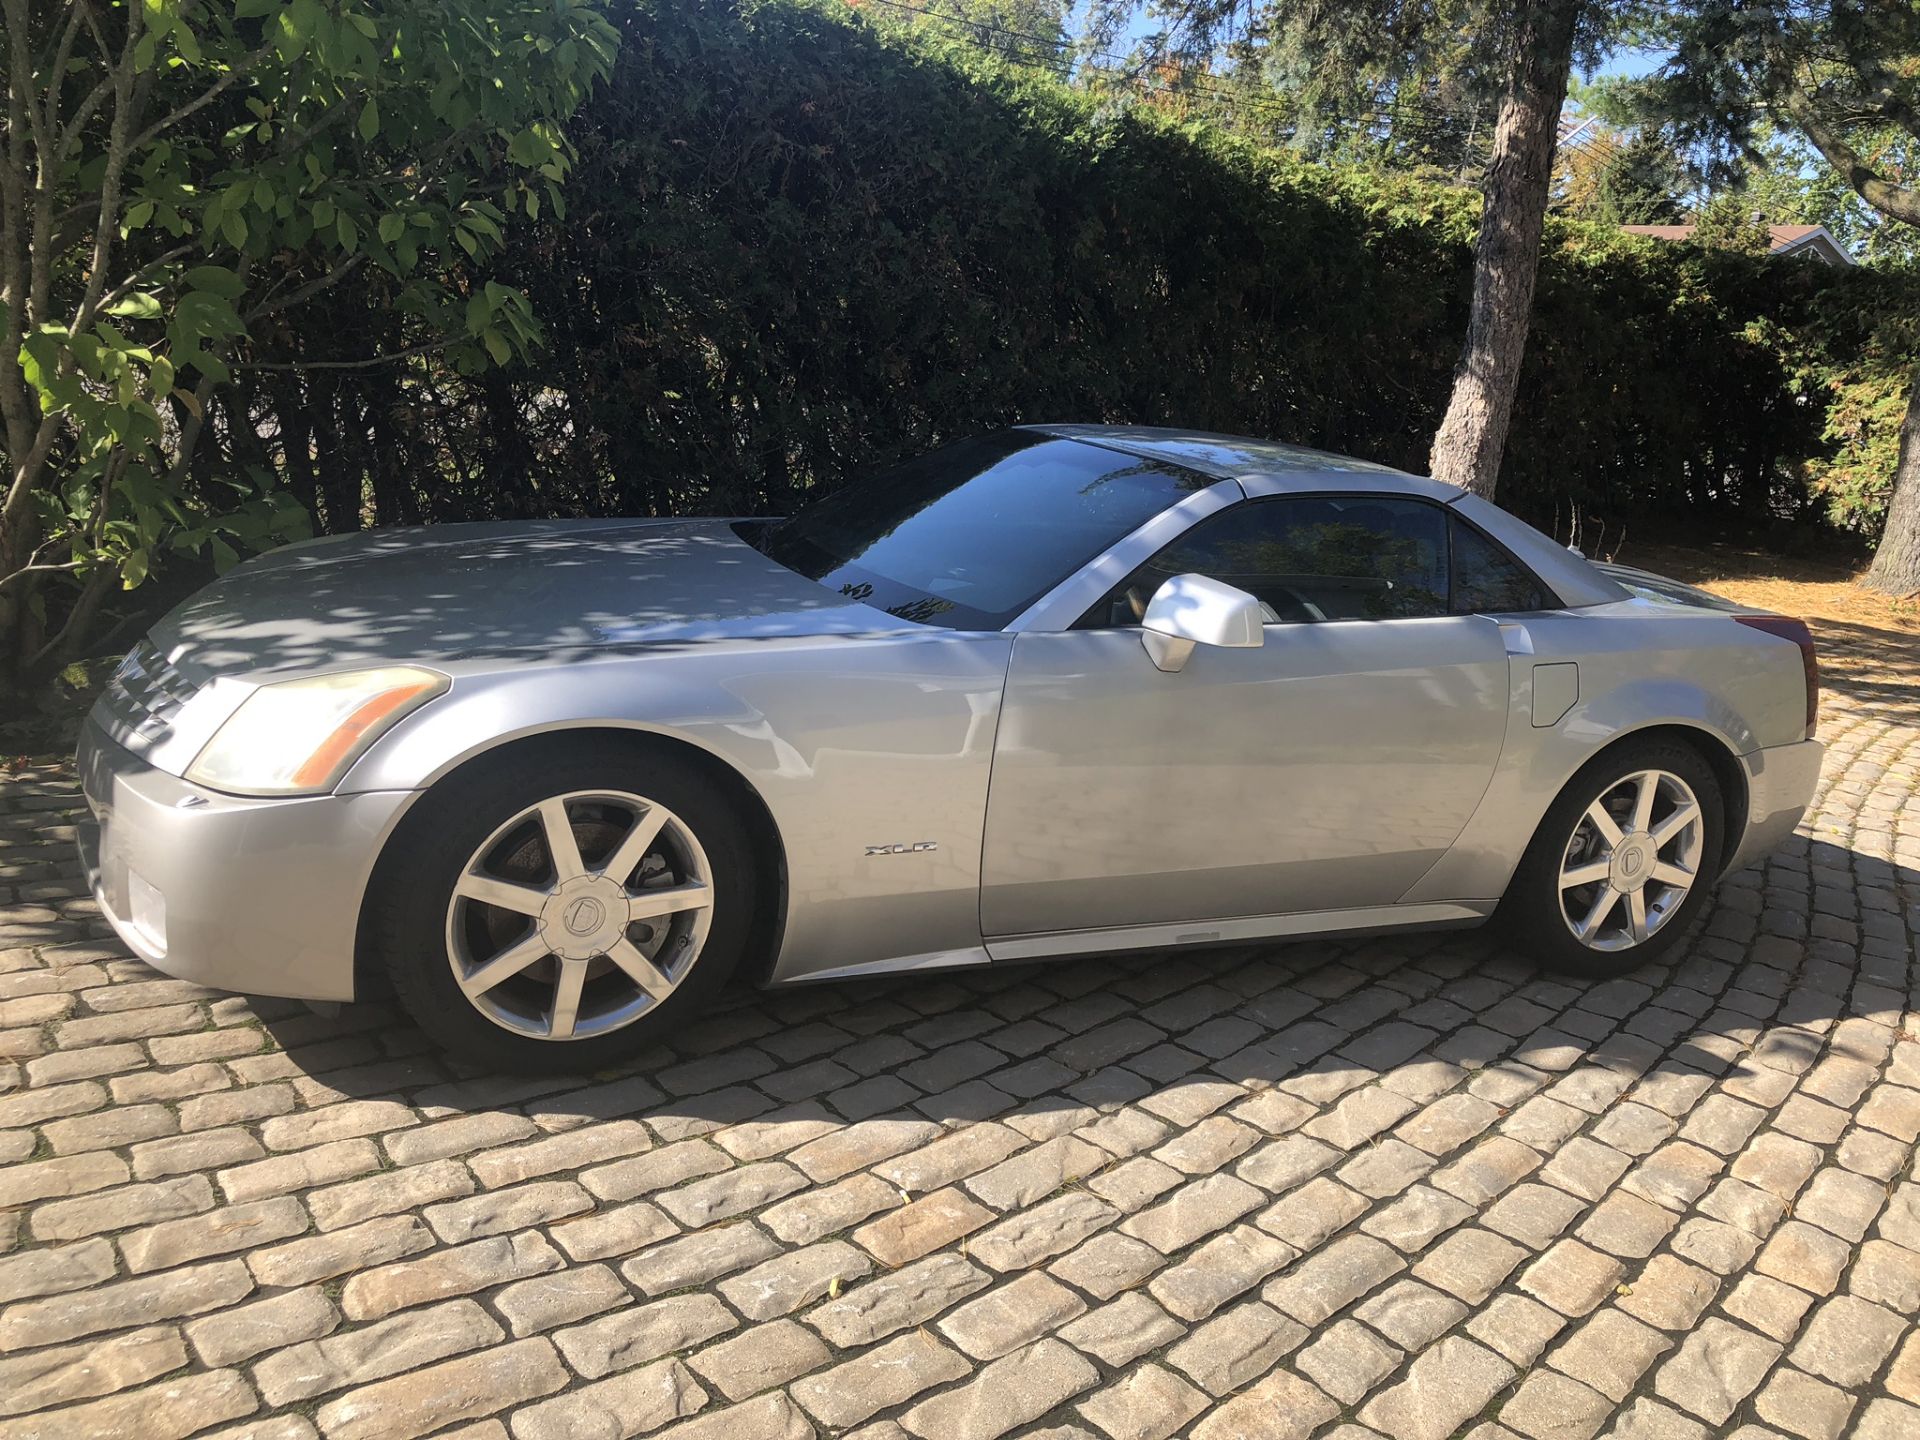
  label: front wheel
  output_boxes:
[365,740,759,1071]
[1500,739,1724,978]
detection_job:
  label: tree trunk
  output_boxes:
[273,378,320,520]
[1865,368,1920,596]
[1427,0,1583,498]
[311,379,363,533]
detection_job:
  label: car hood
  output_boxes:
[146,517,904,684]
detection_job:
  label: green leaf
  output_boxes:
[18,331,64,395]
[183,266,246,299]
[483,328,510,365]
[93,322,152,360]
[122,548,150,588]
[106,293,164,320]
[210,537,240,572]
[378,213,405,243]
[174,291,245,341]
[359,99,380,142]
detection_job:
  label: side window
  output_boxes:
[1449,518,1548,614]
[1092,496,1451,626]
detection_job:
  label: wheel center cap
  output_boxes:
[541,876,627,960]
[1610,832,1654,891]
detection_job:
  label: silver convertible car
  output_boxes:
[77,426,1824,1068]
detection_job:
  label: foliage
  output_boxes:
[1073,2,1663,174]
[1735,125,1920,268]
[868,0,1072,75]
[0,0,618,680]
[1792,289,1920,533]
[1689,193,1775,255]
[1598,1,1920,593]
[1556,121,1690,226]
[1605,1,1920,203]
[252,0,1916,546]
[11,0,1911,688]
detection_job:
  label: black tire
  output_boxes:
[1500,737,1725,979]
[365,737,759,1071]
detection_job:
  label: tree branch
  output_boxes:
[244,252,366,322]
[236,341,451,372]
[56,73,114,159]
[67,2,145,337]
[1,414,65,539]
[90,242,196,318]
[41,0,90,145]
[1783,87,1920,226]
[0,557,81,593]
[26,562,112,669]
[1850,54,1920,144]
[128,39,276,154]
[0,0,40,463]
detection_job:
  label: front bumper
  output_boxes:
[1726,737,1825,874]
[76,718,415,1002]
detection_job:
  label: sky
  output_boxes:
[1594,46,1669,82]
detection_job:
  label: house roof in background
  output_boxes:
[1620,222,1854,265]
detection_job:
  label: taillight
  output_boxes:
[1735,615,1819,738]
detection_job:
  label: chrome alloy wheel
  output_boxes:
[444,790,714,1040]
[1557,768,1706,952]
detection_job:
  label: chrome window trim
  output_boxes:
[1047,484,1570,631]
[1228,485,1562,611]
[1234,467,1463,503]
[1005,478,1246,634]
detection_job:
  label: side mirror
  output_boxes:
[1140,573,1265,673]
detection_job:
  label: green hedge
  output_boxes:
[271,0,1918,542]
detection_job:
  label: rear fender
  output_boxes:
[1401,658,1756,906]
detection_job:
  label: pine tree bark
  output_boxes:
[1428,0,1583,498]
[1864,369,1920,595]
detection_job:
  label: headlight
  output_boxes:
[185,666,449,796]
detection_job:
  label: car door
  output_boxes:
[979,494,1515,939]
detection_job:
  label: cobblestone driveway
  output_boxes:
[2,620,1918,1440]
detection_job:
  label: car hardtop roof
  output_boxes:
[1017,423,1461,503]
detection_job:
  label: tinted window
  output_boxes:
[749,432,1209,630]
[1450,519,1547,613]
[1091,495,1450,626]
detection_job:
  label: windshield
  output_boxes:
[747,432,1211,629]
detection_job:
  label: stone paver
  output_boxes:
[1,626,1917,1438]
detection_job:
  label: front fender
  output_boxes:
[340,633,1015,985]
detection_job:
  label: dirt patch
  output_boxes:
[1617,541,1920,713]
[1618,540,1920,636]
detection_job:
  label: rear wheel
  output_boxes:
[367,740,757,1070]
[1501,738,1724,978]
